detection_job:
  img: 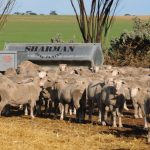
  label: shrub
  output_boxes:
[106,17,150,67]
[50,34,75,43]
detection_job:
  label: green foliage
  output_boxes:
[108,17,150,67]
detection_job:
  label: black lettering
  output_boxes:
[45,47,48,52]
[34,46,38,52]
[57,47,61,51]
[63,46,67,52]
[25,46,31,51]
[38,46,45,52]
[49,47,53,52]
[45,46,50,52]
[69,46,75,52]
[31,46,36,52]
[53,46,60,52]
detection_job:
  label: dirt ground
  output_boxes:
[0,102,150,150]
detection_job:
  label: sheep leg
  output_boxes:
[65,104,69,115]
[59,103,64,120]
[97,100,102,123]
[148,125,150,144]
[30,101,35,119]
[0,102,7,116]
[124,101,129,111]
[73,108,76,115]
[140,104,147,128]
[98,109,101,123]
[117,108,123,128]
[143,117,148,129]
[36,99,43,116]
[73,98,80,114]
[54,100,59,118]
[104,106,109,121]
[118,115,123,127]
[44,99,50,115]
[138,107,143,118]
[88,99,93,122]
[24,104,28,116]
[101,104,106,126]
[0,106,3,116]
[132,102,139,119]
[112,110,117,127]
[69,107,73,115]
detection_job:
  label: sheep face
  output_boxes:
[59,64,67,72]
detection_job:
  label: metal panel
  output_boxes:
[0,51,27,71]
[0,52,15,71]
[17,51,28,66]
[4,43,104,67]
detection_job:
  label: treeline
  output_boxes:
[13,11,58,16]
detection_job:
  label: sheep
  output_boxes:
[87,80,104,122]
[130,86,150,128]
[4,68,17,76]
[144,93,150,144]
[59,64,67,72]
[17,60,42,76]
[51,77,87,121]
[99,79,125,127]
[0,72,47,118]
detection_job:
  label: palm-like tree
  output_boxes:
[70,0,120,43]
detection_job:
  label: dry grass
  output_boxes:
[0,114,149,150]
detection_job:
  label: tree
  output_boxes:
[50,11,58,15]
[0,0,15,30]
[70,0,120,43]
[124,13,131,16]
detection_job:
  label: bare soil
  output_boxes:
[0,103,149,150]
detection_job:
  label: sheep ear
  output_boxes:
[65,80,68,83]
[146,88,150,92]
[122,81,125,84]
[82,81,85,84]
[138,87,141,91]
[47,79,51,82]
[54,81,58,84]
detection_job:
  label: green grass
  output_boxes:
[0,15,134,50]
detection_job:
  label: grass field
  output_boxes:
[0,15,137,50]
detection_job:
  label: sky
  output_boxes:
[12,0,150,16]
